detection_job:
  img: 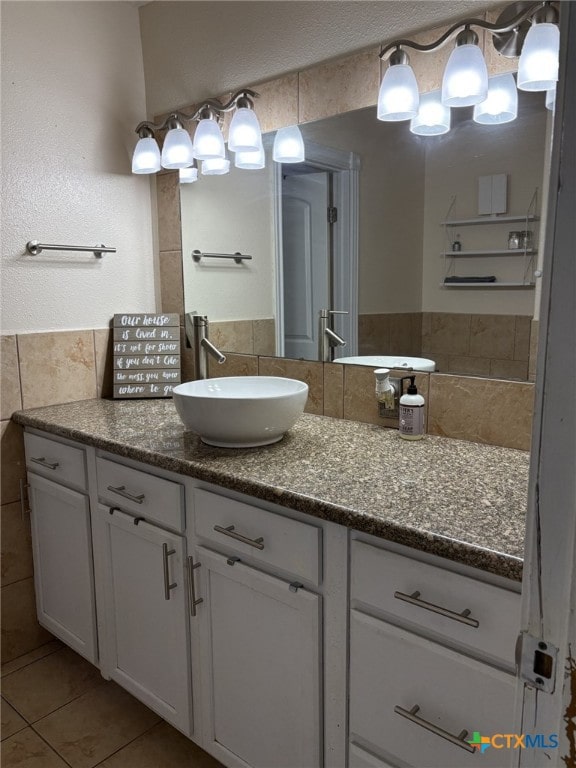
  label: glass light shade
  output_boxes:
[228,107,263,153]
[160,127,194,169]
[234,145,266,170]
[409,91,450,135]
[272,125,305,163]
[442,44,488,107]
[518,23,560,92]
[193,119,226,160]
[179,167,198,183]
[201,157,230,175]
[546,86,556,111]
[132,137,161,174]
[473,73,518,124]
[377,64,419,121]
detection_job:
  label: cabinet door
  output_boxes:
[196,546,322,768]
[100,505,192,735]
[28,473,97,664]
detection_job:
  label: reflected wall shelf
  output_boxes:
[442,214,539,226]
[441,249,537,257]
[441,281,536,288]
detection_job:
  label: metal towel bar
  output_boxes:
[192,250,252,264]
[26,240,116,258]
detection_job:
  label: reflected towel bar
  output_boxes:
[26,240,116,258]
[192,249,252,264]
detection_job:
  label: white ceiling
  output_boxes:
[139,0,500,116]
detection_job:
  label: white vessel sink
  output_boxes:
[173,376,309,448]
[334,355,436,372]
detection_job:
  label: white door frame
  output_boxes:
[516,4,576,765]
[274,141,360,357]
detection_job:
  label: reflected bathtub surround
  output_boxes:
[208,353,258,379]
[469,314,515,360]
[428,374,534,450]
[299,48,380,123]
[421,313,471,357]
[513,315,532,362]
[323,363,344,419]
[441,355,491,377]
[528,319,539,382]
[258,357,324,416]
[17,331,97,409]
[0,336,22,420]
[489,359,529,381]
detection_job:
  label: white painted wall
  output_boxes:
[1,1,156,334]
[139,0,496,117]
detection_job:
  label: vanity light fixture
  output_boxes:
[160,117,195,169]
[228,94,263,153]
[473,72,518,124]
[132,127,161,174]
[272,125,306,163]
[409,90,451,135]
[377,48,420,121]
[378,1,559,132]
[192,107,226,161]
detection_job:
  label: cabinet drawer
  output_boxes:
[194,488,321,584]
[350,610,516,768]
[97,458,184,531]
[351,540,520,668]
[25,432,87,490]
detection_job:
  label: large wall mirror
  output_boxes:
[180,88,551,382]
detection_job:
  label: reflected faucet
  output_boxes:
[185,313,226,380]
[319,309,348,362]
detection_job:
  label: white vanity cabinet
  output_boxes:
[348,537,521,768]
[190,488,324,768]
[25,432,98,664]
[96,458,193,736]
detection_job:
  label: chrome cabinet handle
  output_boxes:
[107,485,145,504]
[213,524,264,550]
[31,456,59,470]
[187,556,203,616]
[394,705,476,753]
[162,543,177,600]
[394,590,479,628]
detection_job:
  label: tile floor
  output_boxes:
[1,640,224,768]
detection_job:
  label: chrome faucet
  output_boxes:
[185,313,226,379]
[319,309,348,362]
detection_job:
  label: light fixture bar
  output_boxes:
[379,1,546,61]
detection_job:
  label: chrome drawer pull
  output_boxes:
[213,524,265,550]
[394,704,476,753]
[162,543,177,600]
[187,556,203,616]
[394,590,479,628]
[31,456,59,470]
[107,484,145,504]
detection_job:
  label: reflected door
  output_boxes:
[282,171,330,359]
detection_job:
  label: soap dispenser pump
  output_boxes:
[399,376,425,440]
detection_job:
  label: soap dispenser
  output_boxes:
[399,376,425,440]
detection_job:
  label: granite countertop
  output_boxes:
[13,399,529,581]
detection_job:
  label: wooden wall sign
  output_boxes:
[112,313,181,399]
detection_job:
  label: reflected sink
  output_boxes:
[173,377,309,448]
[335,355,436,372]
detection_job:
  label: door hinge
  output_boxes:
[516,632,558,693]
[328,206,338,224]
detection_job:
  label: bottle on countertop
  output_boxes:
[399,376,425,440]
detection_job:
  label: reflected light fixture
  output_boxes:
[235,145,266,170]
[272,125,305,163]
[473,72,518,124]
[377,48,419,121]
[179,162,199,183]
[378,1,559,137]
[410,90,450,135]
[201,156,231,176]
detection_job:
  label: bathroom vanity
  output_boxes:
[14,399,528,768]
